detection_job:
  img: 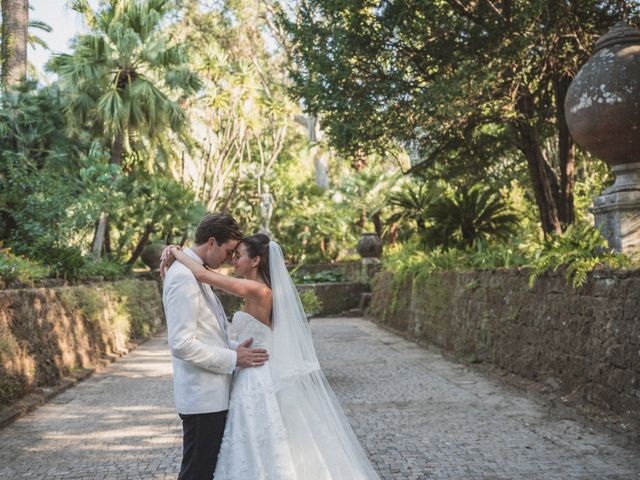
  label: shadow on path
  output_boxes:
[0,318,639,480]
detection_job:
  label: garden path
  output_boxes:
[0,317,639,479]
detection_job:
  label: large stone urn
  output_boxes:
[565,21,640,253]
[356,232,382,282]
[356,233,383,259]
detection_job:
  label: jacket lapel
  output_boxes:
[184,248,230,345]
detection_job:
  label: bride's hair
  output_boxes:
[241,233,271,288]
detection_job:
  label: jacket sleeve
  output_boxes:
[164,270,236,374]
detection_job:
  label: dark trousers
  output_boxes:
[177,410,228,480]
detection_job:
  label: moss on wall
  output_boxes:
[367,267,640,422]
[0,280,164,406]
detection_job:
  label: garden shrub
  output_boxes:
[299,290,322,317]
[0,245,50,286]
[528,223,633,288]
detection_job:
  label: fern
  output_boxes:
[528,223,631,288]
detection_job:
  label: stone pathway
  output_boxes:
[0,317,639,479]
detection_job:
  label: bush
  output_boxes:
[0,243,129,284]
[384,240,528,285]
[0,245,50,285]
[528,223,633,288]
[422,183,520,248]
[79,258,128,280]
[42,246,87,280]
[299,289,322,317]
[383,224,636,291]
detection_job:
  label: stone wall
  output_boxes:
[0,280,164,406]
[368,268,640,422]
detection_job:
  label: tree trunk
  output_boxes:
[93,135,124,259]
[1,0,28,87]
[220,175,240,213]
[389,223,398,244]
[91,213,108,259]
[104,218,112,256]
[515,91,562,236]
[110,134,124,165]
[372,211,382,238]
[127,223,154,266]
[553,74,576,226]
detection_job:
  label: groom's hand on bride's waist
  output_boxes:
[235,338,269,368]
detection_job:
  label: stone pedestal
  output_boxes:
[565,21,640,254]
[360,256,381,283]
[590,163,640,253]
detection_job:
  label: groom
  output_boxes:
[162,213,269,480]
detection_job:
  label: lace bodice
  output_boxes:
[230,311,273,350]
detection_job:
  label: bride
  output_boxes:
[163,233,379,479]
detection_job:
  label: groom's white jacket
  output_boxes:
[162,248,236,414]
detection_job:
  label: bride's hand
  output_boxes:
[160,245,181,278]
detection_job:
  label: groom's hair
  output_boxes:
[195,213,243,246]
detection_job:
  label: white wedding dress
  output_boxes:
[215,242,380,480]
[214,311,297,480]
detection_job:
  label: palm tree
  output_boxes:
[424,183,519,248]
[1,0,28,87]
[25,18,52,79]
[0,2,53,82]
[48,0,200,258]
[387,182,440,232]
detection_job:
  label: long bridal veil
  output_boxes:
[268,241,380,480]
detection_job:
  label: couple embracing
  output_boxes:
[161,213,379,480]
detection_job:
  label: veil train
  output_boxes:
[268,241,380,479]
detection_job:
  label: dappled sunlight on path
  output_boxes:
[0,319,639,479]
[0,333,181,479]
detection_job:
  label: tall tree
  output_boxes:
[1,0,28,87]
[48,0,200,258]
[282,0,639,236]
[176,0,295,213]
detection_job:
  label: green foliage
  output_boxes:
[1,142,128,278]
[107,280,163,338]
[384,179,519,249]
[109,173,205,262]
[48,0,199,165]
[281,0,639,234]
[465,241,528,271]
[387,182,437,233]
[299,289,322,317]
[78,258,127,280]
[383,223,634,292]
[423,184,520,248]
[292,270,347,284]
[0,245,50,285]
[384,240,529,288]
[3,0,636,288]
[44,246,87,281]
[528,223,632,288]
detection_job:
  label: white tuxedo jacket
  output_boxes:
[162,249,236,414]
